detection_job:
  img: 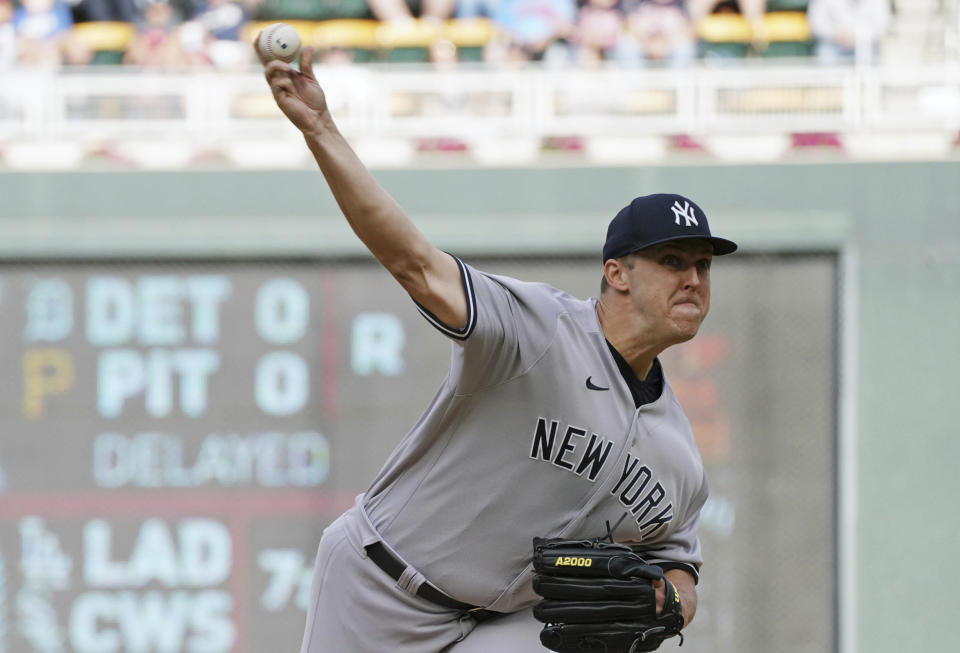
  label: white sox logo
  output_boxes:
[671,200,698,227]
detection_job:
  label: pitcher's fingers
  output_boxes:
[299,46,317,80]
[264,58,296,82]
[263,68,298,102]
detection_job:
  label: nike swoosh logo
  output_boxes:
[585,376,609,391]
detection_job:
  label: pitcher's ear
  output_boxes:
[602,258,630,293]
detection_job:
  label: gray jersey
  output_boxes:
[363,258,708,614]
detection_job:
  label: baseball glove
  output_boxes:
[531,537,684,653]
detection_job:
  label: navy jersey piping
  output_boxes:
[412,255,477,340]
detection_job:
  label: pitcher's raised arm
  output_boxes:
[257,43,467,329]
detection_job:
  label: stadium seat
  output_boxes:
[761,11,814,57]
[372,19,498,64]
[312,19,380,48]
[71,21,135,64]
[242,18,497,63]
[443,18,497,62]
[312,19,380,61]
[765,0,809,11]
[256,0,371,21]
[376,19,442,63]
[696,14,753,59]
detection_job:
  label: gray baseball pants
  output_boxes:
[299,500,549,653]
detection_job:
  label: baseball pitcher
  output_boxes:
[257,42,737,653]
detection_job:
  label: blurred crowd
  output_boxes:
[0,0,893,70]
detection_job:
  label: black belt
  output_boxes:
[364,542,502,622]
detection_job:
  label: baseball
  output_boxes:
[257,23,302,63]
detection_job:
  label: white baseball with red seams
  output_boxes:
[257,23,301,63]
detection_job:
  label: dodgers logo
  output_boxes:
[671,200,698,227]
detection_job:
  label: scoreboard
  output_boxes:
[0,257,837,652]
[1,261,426,653]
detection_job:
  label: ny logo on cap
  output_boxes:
[671,200,698,227]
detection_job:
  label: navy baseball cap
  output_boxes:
[603,193,738,261]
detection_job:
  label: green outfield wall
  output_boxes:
[1,160,958,653]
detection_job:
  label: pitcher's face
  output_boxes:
[625,239,713,344]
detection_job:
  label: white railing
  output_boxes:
[1,61,958,166]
